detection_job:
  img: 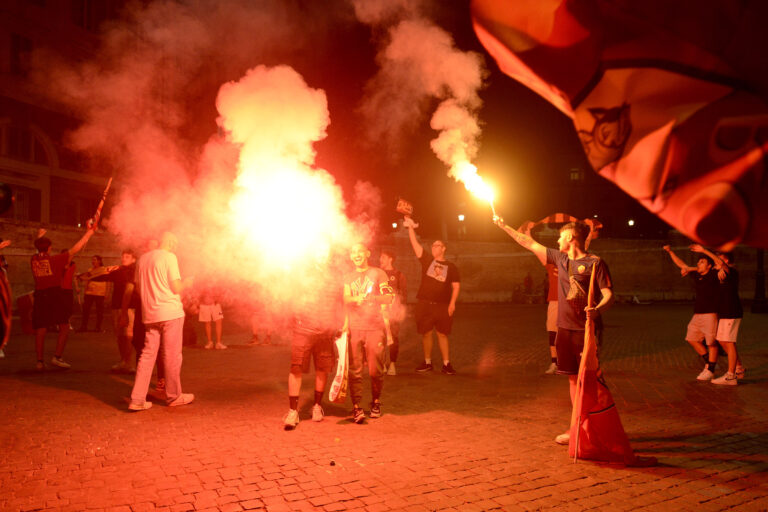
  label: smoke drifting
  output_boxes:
[353,0,487,183]
[39,0,381,318]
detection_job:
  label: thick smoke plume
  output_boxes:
[39,0,379,323]
[353,0,487,184]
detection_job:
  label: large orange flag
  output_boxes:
[471,0,768,250]
[569,264,638,465]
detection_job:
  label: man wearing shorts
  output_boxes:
[663,245,720,380]
[343,243,393,423]
[198,287,226,349]
[30,226,96,370]
[403,218,460,375]
[544,264,559,374]
[283,272,342,430]
[688,246,745,385]
[496,219,613,445]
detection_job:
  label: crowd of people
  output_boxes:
[11,215,747,445]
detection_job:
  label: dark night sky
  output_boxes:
[298,2,672,242]
[47,0,671,242]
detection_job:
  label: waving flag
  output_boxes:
[518,213,602,248]
[569,263,640,465]
[472,0,768,250]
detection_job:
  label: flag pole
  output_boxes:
[572,262,598,463]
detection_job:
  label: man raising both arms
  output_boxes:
[496,218,613,445]
[403,217,460,375]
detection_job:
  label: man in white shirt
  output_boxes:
[129,232,194,411]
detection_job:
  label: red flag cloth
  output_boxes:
[568,264,638,465]
[471,0,768,249]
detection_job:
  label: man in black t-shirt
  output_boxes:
[689,246,745,385]
[92,249,139,372]
[663,245,720,381]
[403,218,460,375]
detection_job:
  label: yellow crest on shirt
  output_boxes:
[578,265,586,273]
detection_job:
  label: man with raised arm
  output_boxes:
[663,244,720,381]
[402,217,460,375]
[495,218,613,445]
[31,226,96,370]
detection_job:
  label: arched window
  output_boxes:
[0,120,57,167]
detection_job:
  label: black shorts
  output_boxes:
[555,326,603,375]
[33,287,69,329]
[291,329,334,373]
[59,289,74,319]
[415,300,453,335]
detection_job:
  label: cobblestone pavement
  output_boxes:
[1,304,767,512]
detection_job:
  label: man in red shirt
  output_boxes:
[31,226,96,370]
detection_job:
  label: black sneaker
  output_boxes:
[370,401,382,418]
[441,363,456,375]
[353,406,366,424]
[416,362,433,372]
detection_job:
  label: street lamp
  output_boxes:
[458,214,465,222]
[392,222,398,229]
[628,219,635,226]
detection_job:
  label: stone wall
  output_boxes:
[380,231,761,304]
[1,220,762,305]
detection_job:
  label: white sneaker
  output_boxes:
[128,401,153,411]
[51,356,71,369]
[711,372,738,386]
[544,362,557,375]
[311,404,324,422]
[387,362,397,376]
[696,367,714,381]
[284,409,300,429]
[168,393,195,407]
[555,431,570,445]
[0,348,4,358]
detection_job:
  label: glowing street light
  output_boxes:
[458,214,465,222]
[628,219,635,226]
[392,222,398,229]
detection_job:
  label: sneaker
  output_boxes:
[262,335,272,346]
[696,367,714,381]
[711,372,738,386]
[441,363,456,375]
[284,409,300,429]
[353,406,366,424]
[214,343,228,350]
[416,362,433,373]
[735,365,745,379]
[247,335,260,345]
[544,362,557,375]
[51,356,71,369]
[35,361,45,371]
[370,401,382,418]
[0,349,4,358]
[128,401,153,411]
[203,342,213,349]
[387,362,397,376]
[555,431,570,445]
[111,361,132,373]
[311,404,324,422]
[168,393,195,407]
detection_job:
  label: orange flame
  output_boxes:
[452,161,495,205]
